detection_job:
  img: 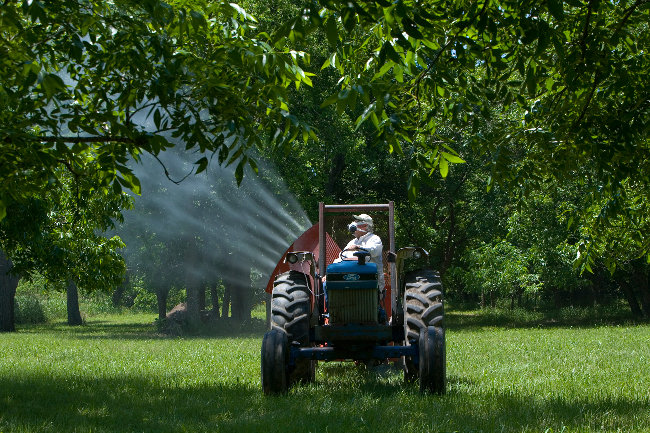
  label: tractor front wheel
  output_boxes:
[261,329,289,395]
[418,326,446,394]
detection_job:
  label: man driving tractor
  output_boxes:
[339,213,385,292]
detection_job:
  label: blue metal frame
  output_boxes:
[311,324,404,342]
[290,343,419,363]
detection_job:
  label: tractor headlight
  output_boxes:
[286,253,299,264]
[413,250,422,259]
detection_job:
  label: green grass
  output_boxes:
[1,312,649,433]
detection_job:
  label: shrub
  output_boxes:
[132,289,158,312]
[14,295,47,324]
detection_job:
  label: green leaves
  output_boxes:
[40,74,66,100]
[325,16,339,46]
[194,156,209,175]
[441,152,465,164]
[119,172,142,195]
[1,0,319,211]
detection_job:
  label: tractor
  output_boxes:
[261,202,445,394]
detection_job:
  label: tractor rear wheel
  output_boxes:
[418,326,446,394]
[261,329,289,395]
[402,269,444,384]
[271,271,316,385]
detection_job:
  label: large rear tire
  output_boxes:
[402,269,444,384]
[261,329,289,395]
[271,271,316,385]
[272,271,310,342]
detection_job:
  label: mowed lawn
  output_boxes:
[1,313,649,433]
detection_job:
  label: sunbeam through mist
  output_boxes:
[116,148,311,315]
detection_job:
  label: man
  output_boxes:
[341,213,385,292]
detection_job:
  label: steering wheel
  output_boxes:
[339,247,370,261]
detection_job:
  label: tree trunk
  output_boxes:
[0,251,20,332]
[66,280,83,326]
[440,202,456,276]
[186,285,201,328]
[620,283,643,317]
[156,288,168,321]
[198,286,206,311]
[211,284,220,319]
[184,248,201,326]
[222,285,231,318]
[112,273,129,307]
[231,272,252,323]
[622,261,650,317]
[636,273,650,318]
[324,152,346,199]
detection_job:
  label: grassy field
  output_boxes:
[1,311,649,433]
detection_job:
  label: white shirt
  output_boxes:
[342,232,385,291]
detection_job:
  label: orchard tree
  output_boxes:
[0,166,129,330]
[3,0,649,324]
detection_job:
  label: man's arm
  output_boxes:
[363,235,383,260]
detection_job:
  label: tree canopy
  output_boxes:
[0,0,315,219]
[290,0,649,265]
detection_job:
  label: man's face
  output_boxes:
[355,223,368,237]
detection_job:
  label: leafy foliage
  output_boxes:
[275,0,650,262]
[0,0,314,219]
[0,164,130,292]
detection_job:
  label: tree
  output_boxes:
[0,0,314,220]
[3,0,648,321]
[0,166,129,331]
[0,250,20,332]
[1,0,314,329]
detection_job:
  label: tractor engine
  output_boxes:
[326,257,378,324]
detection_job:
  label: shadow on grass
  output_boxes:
[1,370,646,433]
[17,317,269,341]
[17,320,161,340]
[85,318,266,340]
[446,306,648,331]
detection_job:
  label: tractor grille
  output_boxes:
[328,288,377,324]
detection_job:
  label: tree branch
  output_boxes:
[149,153,193,185]
[580,0,595,61]
[39,136,136,144]
[574,71,601,128]
[612,0,650,39]
[412,6,486,104]
[57,159,83,177]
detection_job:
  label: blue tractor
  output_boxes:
[261,202,445,394]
